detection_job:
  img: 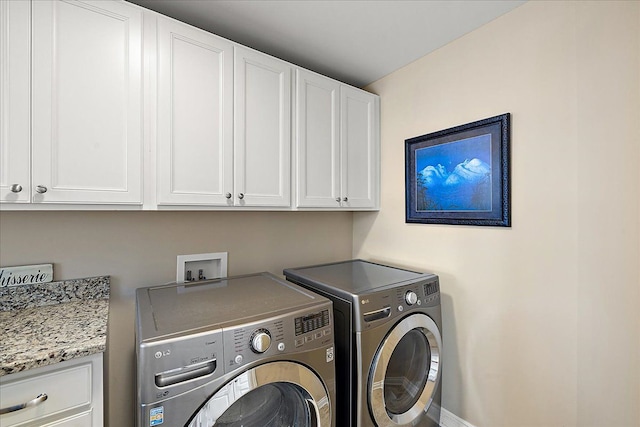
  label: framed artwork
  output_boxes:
[405,113,511,226]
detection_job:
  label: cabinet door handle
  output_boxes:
[343,197,348,202]
[10,184,22,193]
[238,193,244,200]
[225,193,232,199]
[0,393,48,414]
[335,197,341,203]
[35,185,48,194]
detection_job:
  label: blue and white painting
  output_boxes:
[415,134,492,211]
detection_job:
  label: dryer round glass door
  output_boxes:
[368,313,442,427]
[187,361,331,427]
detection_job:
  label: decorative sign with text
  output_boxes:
[0,264,53,287]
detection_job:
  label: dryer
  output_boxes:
[135,272,336,427]
[284,260,442,427]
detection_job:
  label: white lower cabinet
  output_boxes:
[0,353,104,427]
[43,411,93,427]
[296,70,379,210]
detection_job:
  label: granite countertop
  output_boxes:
[0,276,110,376]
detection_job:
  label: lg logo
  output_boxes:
[154,349,171,359]
[361,299,369,305]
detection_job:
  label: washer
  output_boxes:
[135,272,336,427]
[284,260,442,427]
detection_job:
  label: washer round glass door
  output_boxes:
[368,313,442,426]
[187,361,331,427]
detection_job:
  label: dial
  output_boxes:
[250,329,272,353]
[405,290,418,306]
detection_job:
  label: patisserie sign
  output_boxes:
[0,264,53,287]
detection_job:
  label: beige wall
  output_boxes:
[0,211,353,426]
[355,1,640,426]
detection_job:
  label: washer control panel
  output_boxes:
[295,309,330,335]
[223,304,333,374]
[294,309,331,349]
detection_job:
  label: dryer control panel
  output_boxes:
[354,277,440,332]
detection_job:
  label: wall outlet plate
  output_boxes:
[176,252,228,284]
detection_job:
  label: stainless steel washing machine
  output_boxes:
[135,272,336,427]
[284,260,442,427]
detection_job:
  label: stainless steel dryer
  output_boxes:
[135,272,336,427]
[284,260,442,427]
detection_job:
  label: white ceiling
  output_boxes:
[128,0,526,88]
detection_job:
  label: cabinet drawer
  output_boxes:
[43,410,93,427]
[0,361,92,426]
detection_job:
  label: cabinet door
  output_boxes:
[157,17,234,206]
[235,47,291,207]
[31,0,143,204]
[295,69,340,208]
[0,0,30,203]
[340,86,379,209]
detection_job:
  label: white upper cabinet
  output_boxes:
[1,0,378,210]
[295,70,379,209]
[340,85,379,209]
[295,69,341,208]
[0,0,30,203]
[31,0,143,204]
[156,19,292,208]
[156,16,234,206]
[234,46,291,207]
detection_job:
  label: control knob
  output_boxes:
[250,329,272,353]
[405,290,418,306]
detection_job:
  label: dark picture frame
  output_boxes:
[405,113,511,227]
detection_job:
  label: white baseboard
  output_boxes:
[440,407,477,427]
